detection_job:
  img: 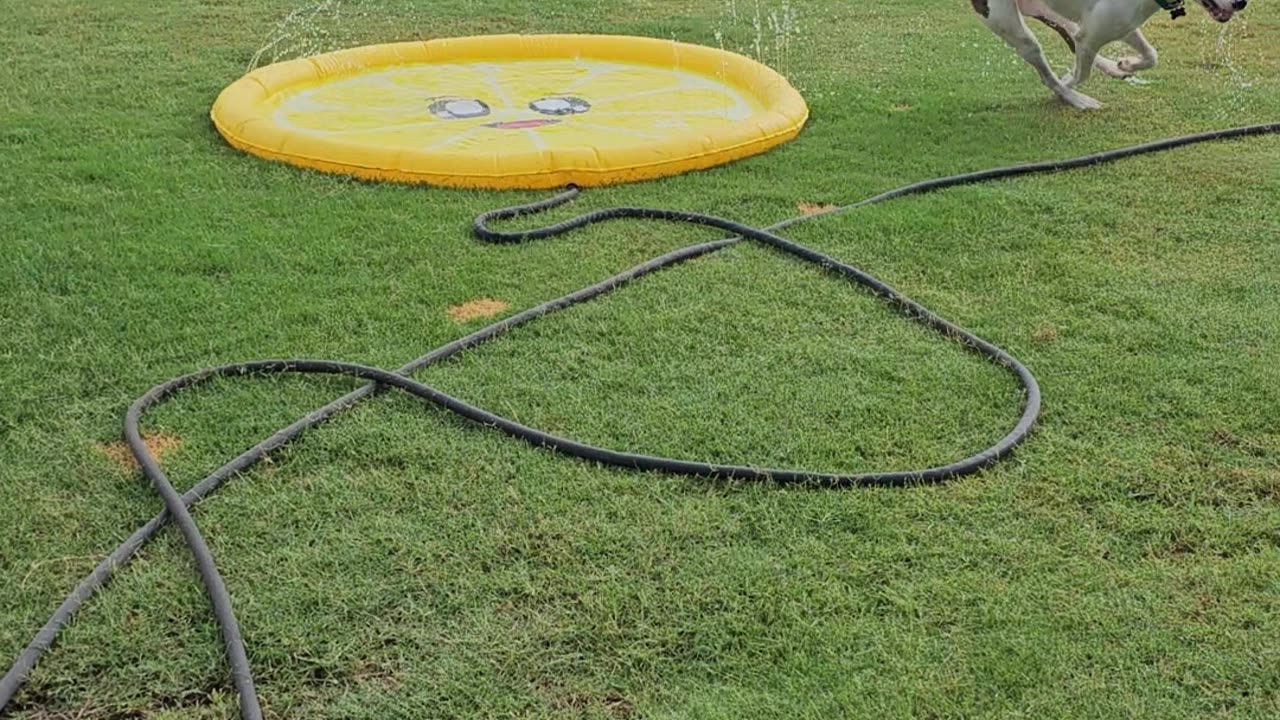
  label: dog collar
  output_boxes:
[1154,0,1187,18]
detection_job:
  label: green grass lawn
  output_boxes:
[3,1,1279,717]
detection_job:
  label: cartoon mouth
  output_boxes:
[484,119,562,130]
[1199,0,1234,22]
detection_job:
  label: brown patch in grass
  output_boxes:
[796,201,837,216]
[1224,467,1280,503]
[1148,531,1201,559]
[95,432,182,471]
[447,298,510,322]
[890,102,913,112]
[1211,429,1268,457]
[353,659,402,693]
[602,693,634,718]
[1032,324,1060,343]
[535,680,634,718]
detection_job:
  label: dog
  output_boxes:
[972,0,1249,109]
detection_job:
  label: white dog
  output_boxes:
[972,0,1248,109]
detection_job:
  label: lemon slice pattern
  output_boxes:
[211,34,809,189]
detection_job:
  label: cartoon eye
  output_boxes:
[529,96,591,116]
[428,97,490,120]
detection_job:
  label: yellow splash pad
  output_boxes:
[211,34,809,189]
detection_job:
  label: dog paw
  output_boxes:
[1096,58,1132,80]
[1059,72,1078,89]
[1058,89,1102,110]
[1118,57,1150,73]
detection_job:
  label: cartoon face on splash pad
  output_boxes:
[211,35,809,189]
[427,94,592,128]
[273,60,754,152]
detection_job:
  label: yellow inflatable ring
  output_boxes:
[210,34,809,189]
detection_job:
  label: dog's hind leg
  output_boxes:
[1016,0,1129,79]
[974,0,1102,109]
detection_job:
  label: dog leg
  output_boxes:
[1061,36,1101,89]
[1062,6,1144,90]
[976,0,1101,109]
[1117,30,1158,73]
[1016,0,1129,79]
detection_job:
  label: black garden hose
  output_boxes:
[3,120,1278,718]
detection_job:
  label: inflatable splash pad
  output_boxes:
[210,34,809,189]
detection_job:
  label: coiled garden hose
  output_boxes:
[3,120,1278,719]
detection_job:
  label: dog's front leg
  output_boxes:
[1062,37,1101,89]
[1017,0,1130,79]
[1117,30,1158,73]
[1064,4,1154,88]
[978,0,1102,109]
